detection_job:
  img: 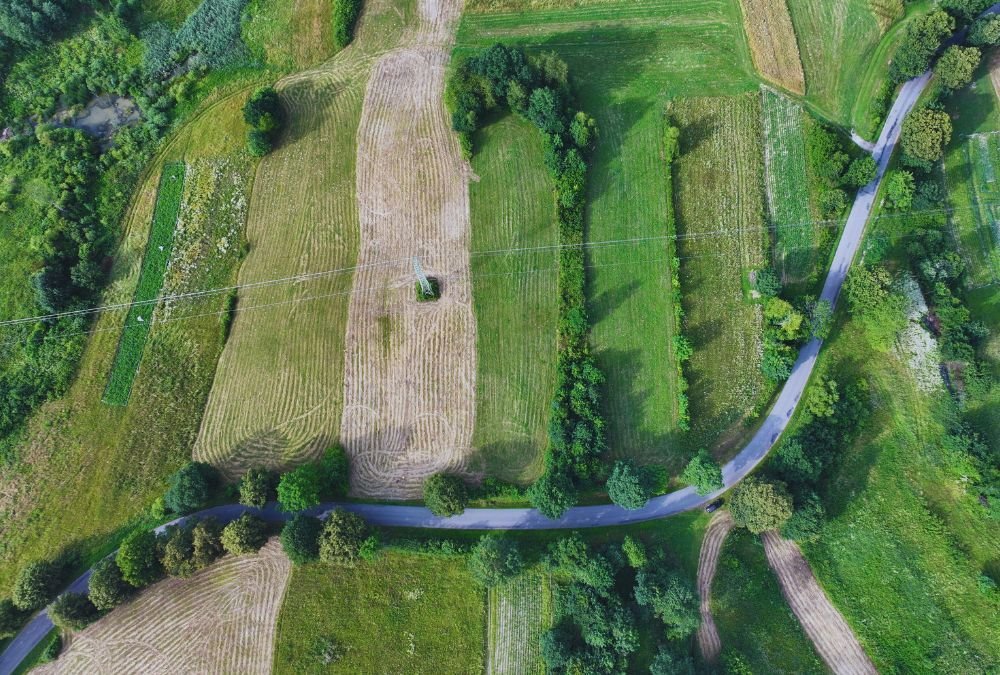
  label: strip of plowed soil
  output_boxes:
[340,0,477,497]
[761,531,878,675]
[696,511,734,663]
[36,541,291,675]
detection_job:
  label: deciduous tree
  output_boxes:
[12,561,59,611]
[901,109,952,163]
[633,569,700,638]
[934,45,981,90]
[48,592,99,631]
[222,514,269,555]
[280,514,322,564]
[728,477,793,533]
[87,559,132,611]
[606,460,655,509]
[116,529,162,588]
[318,509,368,567]
[468,533,523,587]
[423,473,469,516]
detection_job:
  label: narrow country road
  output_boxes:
[0,27,949,675]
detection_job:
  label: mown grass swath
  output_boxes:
[468,116,559,484]
[761,87,814,282]
[104,162,185,406]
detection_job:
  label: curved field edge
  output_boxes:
[35,541,291,675]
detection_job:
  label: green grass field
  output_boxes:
[712,528,824,674]
[948,132,1000,286]
[456,0,757,469]
[104,162,185,406]
[672,94,772,455]
[796,315,1000,673]
[761,87,816,282]
[469,116,559,484]
[273,553,485,674]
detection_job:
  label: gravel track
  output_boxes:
[761,531,877,675]
[696,511,734,663]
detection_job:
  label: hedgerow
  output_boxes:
[662,120,690,430]
[446,44,605,518]
[333,0,363,49]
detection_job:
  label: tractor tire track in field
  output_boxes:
[696,510,734,663]
[341,0,476,497]
[761,531,878,675]
[35,541,291,675]
[192,0,414,478]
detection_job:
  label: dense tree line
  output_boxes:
[447,44,605,518]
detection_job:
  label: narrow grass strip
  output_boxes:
[104,162,186,406]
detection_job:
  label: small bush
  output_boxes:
[48,592,99,631]
[164,462,219,514]
[423,473,469,516]
[333,0,363,49]
[88,559,132,611]
[468,533,523,587]
[280,514,322,564]
[40,632,62,663]
[222,513,270,555]
[239,467,274,508]
[318,509,368,566]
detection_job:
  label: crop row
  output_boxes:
[104,161,186,406]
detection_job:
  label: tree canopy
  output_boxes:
[728,477,794,533]
[423,473,469,516]
[48,592,99,631]
[116,529,162,588]
[633,568,700,639]
[891,10,955,80]
[468,533,523,587]
[901,108,953,163]
[239,467,274,508]
[87,559,132,611]
[164,462,218,514]
[11,561,59,611]
[934,45,981,90]
[680,450,724,496]
[606,460,655,509]
[318,509,368,567]
[222,513,269,555]
[280,514,322,565]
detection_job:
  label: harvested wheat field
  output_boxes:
[737,0,805,94]
[37,541,291,675]
[761,531,877,675]
[340,0,477,498]
[192,0,418,478]
[696,511,734,663]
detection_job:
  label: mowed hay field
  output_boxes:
[488,569,553,674]
[736,0,805,94]
[468,117,559,484]
[273,552,484,673]
[0,87,258,590]
[193,0,419,480]
[456,0,758,469]
[340,0,480,498]
[672,94,770,453]
[945,132,1000,287]
[36,541,291,675]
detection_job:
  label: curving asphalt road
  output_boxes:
[0,40,949,675]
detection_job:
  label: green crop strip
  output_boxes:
[104,162,186,406]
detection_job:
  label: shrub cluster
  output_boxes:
[446,43,605,519]
[143,0,252,76]
[540,533,698,672]
[662,120,691,430]
[805,121,875,218]
[243,86,284,157]
[332,0,363,49]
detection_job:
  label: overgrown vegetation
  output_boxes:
[332,0,362,49]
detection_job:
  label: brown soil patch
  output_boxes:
[761,531,877,675]
[340,0,476,498]
[737,0,806,94]
[696,511,734,663]
[37,540,291,675]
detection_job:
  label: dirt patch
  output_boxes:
[696,511,734,663]
[761,531,877,675]
[36,540,291,675]
[340,0,476,498]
